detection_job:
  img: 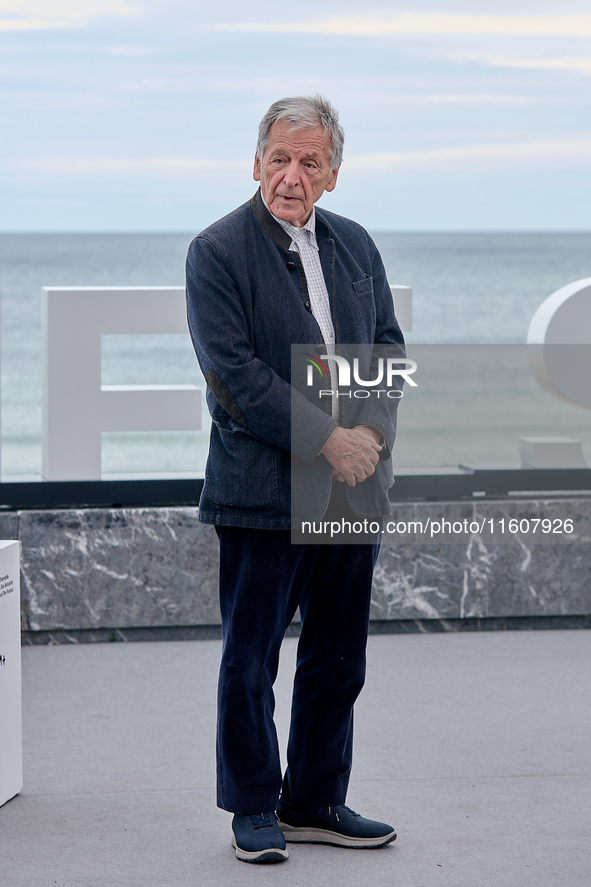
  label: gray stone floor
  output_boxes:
[2,629,591,886]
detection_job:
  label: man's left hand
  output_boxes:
[322,426,382,487]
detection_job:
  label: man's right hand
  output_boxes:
[321,426,382,488]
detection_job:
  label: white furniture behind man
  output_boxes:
[0,540,22,806]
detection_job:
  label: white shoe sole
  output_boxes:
[231,835,289,863]
[277,822,397,848]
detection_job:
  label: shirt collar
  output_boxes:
[261,196,319,250]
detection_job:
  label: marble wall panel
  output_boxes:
[0,512,18,541]
[18,507,219,631]
[12,497,591,634]
[371,498,591,620]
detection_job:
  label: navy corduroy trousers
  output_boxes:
[215,512,380,814]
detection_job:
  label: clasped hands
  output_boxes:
[321,426,383,487]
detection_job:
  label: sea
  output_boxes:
[1,231,590,477]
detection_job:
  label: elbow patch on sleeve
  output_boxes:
[205,370,247,427]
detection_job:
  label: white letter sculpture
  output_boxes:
[42,287,201,481]
[525,277,591,468]
[390,285,412,332]
[527,278,591,411]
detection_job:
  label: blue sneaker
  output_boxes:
[231,811,289,863]
[276,800,396,848]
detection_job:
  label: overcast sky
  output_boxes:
[1,0,590,231]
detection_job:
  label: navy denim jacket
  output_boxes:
[186,190,405,530]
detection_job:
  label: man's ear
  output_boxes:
[324,166,340,193]
[253,153,261,182]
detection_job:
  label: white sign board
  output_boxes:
[0,540,22,806]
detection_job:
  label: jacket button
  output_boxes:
[304,300,311,311]
[286,261,297,271]
[315,344,324,354]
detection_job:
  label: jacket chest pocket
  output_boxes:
[349,277,376,333]
[352,276,374,298]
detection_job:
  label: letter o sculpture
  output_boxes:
[527,278,591,411]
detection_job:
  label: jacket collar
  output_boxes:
[250,188,331,249]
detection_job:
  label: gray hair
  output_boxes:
[256,95,344,169]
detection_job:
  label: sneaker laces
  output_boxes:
[318,805,360,822]
[249,813,274,829]
[341,805,360,818]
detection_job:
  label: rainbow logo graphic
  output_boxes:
[304,353,330,385]
[305,353,329,377]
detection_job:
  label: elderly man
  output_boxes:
[186,95,404,864]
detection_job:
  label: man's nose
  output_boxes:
[283,160,302,188]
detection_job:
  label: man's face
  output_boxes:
[253,120,339,228]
